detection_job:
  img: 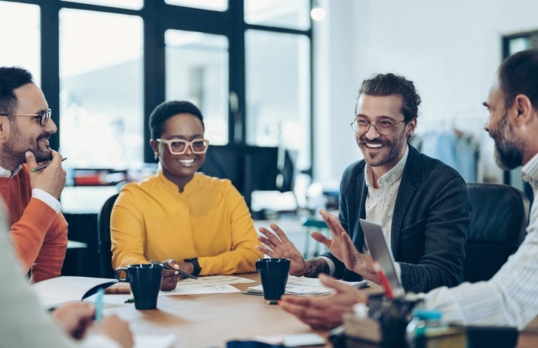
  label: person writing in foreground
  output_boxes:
[258,73,471,294]
[0,66,68,282]
[0,199,134,348]
[111,100,262,290]
[279,49,538,331]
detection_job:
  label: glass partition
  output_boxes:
[0,1,40,85]
[165,30,229,145]
[245,0,310,30]
[60,0,143,10]
[165,0,227,12]
[59,9,144,168]
[246,30,311,170]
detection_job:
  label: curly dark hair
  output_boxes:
[149,100,205,139]
[358,73,421,123]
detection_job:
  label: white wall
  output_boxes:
[314,0,538,182]
[314,0,363,183]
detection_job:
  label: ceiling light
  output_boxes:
[310,1,326,22]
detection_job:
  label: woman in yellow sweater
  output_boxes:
[111,101,262,290]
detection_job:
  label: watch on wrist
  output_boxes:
[184,258,202,276]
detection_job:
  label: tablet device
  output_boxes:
[360,219,404,298]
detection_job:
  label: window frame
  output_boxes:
[5,0,313,175]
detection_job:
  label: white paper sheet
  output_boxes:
[244,276,368,296]
[31,276,117,308]
[159,276,254,296]
[174,275,256,287]
[161,284,241,295]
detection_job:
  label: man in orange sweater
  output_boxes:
[0,66,67,282]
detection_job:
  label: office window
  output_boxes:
[246,30,310,170]
[165,0,227,12]
[165,30,229,145]
[508,37,531,55]
[60,0,143,10]
[59,9,143,168]
[245,0,310,30]
[0,1,40,86]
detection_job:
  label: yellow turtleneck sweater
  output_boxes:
[111,171,262,275]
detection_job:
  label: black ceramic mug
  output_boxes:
[256,258,290,304]
[114,263,163,310]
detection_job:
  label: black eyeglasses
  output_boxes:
[0,108,51,127]
[350,118,404,136]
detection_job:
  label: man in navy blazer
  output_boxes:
[257,73,471,294]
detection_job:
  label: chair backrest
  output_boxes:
[97,193,119,278]
[464,183,530,283]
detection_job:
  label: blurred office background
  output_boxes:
[1,0,537,275]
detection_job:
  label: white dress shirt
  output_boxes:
[0,164,61,213]
[364,146,409,248]
[322,146,409,276]
[425,152,538,330]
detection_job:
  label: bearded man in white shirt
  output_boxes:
[278,48,538,331]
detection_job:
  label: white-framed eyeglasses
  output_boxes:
[156,138,210,155]
[350,118,404,136]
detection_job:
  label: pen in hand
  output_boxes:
[31,157,68,172]
[94,287,105,322]
[150,260,197,280]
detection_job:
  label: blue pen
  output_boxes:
[95,287,105,322]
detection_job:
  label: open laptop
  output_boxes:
[359,219,405,298]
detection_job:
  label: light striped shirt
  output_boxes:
[424,152,538,330]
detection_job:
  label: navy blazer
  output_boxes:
[322,145,471,293]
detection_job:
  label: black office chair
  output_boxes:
[97,193,119,278]
[464,183,530,283]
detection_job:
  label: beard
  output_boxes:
[489,113,524,170]
[2,121,53,168]
[34,133,53,162]
[357,129,407,168]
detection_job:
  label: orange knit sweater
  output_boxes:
[0,165,68,282]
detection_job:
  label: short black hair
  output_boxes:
[499,49,538,110]
[358,73,421,123]
[149,100,205,139]
[0,66,34,118]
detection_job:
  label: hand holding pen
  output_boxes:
[25,150,66,199]
[52,293,134,347]
[51,302,95,340]
[32,157,67,172]
[150,259,197,280]
[150,259,197,291]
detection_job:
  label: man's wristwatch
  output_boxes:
[184,258,202,277]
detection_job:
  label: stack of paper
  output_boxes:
[161,275,256,296]
[244,276,369,296]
